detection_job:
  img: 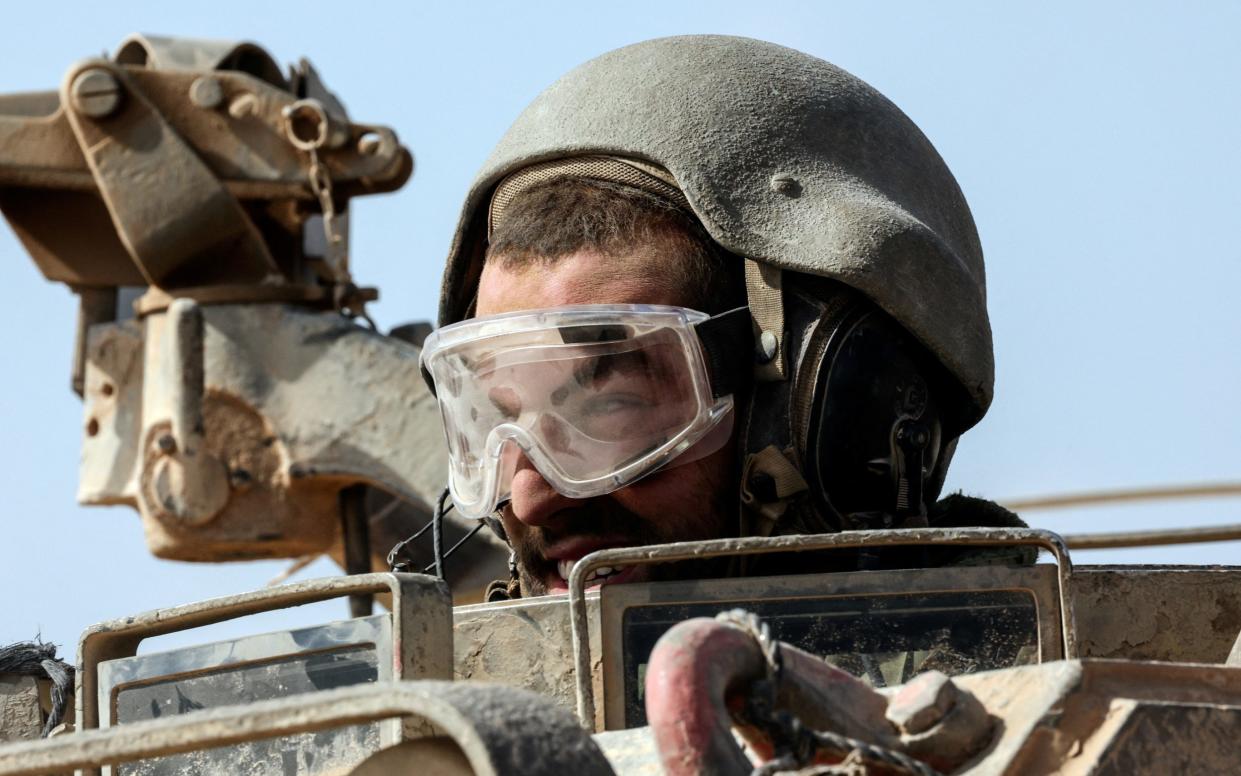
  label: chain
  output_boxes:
[283,99,376,327]
[305,146,348,281]
[716,610,941,776]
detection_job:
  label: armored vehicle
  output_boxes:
[0,37,1238,775]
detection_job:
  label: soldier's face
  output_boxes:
[476,248,736,596]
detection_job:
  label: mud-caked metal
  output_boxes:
[0,35,506,584]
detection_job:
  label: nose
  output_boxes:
[507,451,577,527]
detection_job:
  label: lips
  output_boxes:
[541,536,643,594]
[556,559,626,584]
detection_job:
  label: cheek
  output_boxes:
[612,451,735,540]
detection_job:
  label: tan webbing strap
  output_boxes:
[740,445,809,537]
[745,259,787,381]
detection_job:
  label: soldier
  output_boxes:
[421,35,1026,599]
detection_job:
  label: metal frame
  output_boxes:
[76,573,451,775]
[98,613,391,726]
[597,564,1063,730]
[567,527,1075,727]
[0,682,614,776]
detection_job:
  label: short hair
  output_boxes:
[485,177,744,314]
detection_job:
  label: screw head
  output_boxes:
[156,434,177,455]
[70,68,122,119]
[189,76,224,109]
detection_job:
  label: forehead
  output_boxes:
[475,249,690,316]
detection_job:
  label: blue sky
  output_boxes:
[1,1,1238,651]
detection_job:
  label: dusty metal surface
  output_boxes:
[452,593,602,719]
[0,35,514,589]
[0,676,43,744]
[1073,567,1241,663]
[0,682,615,776]
[0,56,409,294]
[591,728,660,775]
[568,528,1075,728]
[955,660,1241,775]
[81,303,444,560]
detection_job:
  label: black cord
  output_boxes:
[387,488,487,580]
[422,522,485,574]
[431,487,448,579]
[386,488,452,572]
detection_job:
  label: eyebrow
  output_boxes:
[571,349,653,391]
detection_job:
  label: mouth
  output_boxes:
[541,536,644,594]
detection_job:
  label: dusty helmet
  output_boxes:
[439,35,992,533]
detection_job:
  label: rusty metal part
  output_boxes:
[0,682,616,776]
[75,572,452,757]
[646,617,916,776]
[644,618,762,774]
[1064,522,1241,549]
[568,528,1076,728]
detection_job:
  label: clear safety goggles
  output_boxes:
[420,304,750,519]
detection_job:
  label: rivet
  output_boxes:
[770,174,802,198]
[757,330,779,363]
[70,68,122,118]
[189,76,224,109]
[156,434,177,454]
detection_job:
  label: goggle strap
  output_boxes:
[693,306,753,398]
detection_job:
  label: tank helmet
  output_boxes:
[438,35,992,533]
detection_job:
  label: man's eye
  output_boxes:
[582,393,649,416]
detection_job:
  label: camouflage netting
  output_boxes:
[0,641,74,736]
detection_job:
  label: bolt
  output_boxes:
[156,434,177,454]
[189,76,224,109]
[770,174,802,198]
[886,670,958,735]
[756,330,779,363]
[70,68,122,119]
